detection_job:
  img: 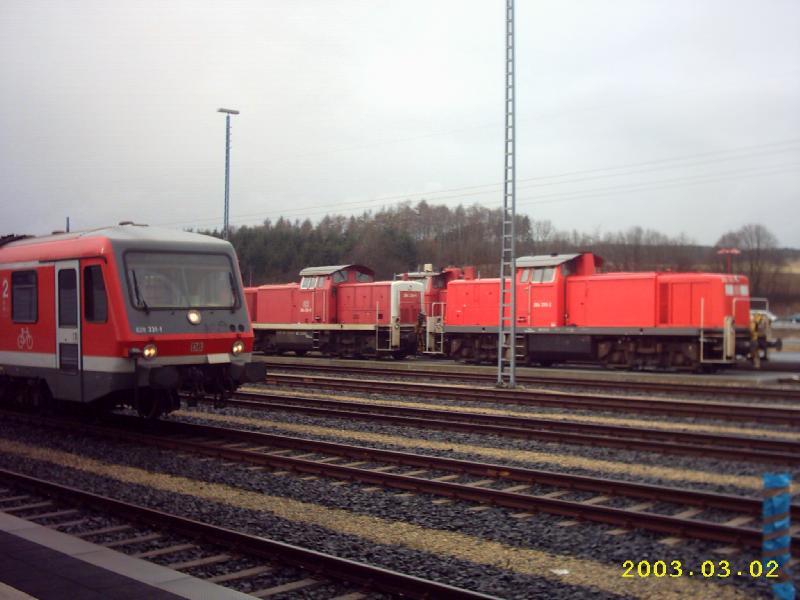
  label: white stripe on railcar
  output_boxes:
[0,351,56,369]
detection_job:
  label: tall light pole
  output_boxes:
[217,108,240,240]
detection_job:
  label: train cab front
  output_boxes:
[120,244,266,416]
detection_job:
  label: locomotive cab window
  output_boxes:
[355,272,372,283]
[332,270,347,284]
[11,270,37,323]
[531,267,555,284]
[125,252,239,310]
[315,277,326,289]
[519,269,530,283]
[84,265,108,322]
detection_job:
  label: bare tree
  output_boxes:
[715,223,781,295]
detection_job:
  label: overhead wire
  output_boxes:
[156,138,800,230]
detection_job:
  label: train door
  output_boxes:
[297,276,324,323]
[530,267,558,327]
[55,260,81,401]
[516,269,532,326]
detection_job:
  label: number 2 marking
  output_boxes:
[1,279,8,299]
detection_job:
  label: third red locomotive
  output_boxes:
[416,252,774,369]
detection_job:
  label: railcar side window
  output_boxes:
[11,271,37,323]
[58,270,78,327]
[84,265,108,323]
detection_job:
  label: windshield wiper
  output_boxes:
[131,269,150,313]
[228,272,240,311]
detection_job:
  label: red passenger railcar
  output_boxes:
[0,224,265,417]
[246,265,423,358]
[436,253,769,369]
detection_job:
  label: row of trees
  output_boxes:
[207,201,793,299]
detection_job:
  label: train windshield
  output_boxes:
[125,252,238,310]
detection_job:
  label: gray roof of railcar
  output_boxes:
[299,264,374,277]
[2,223,229,248]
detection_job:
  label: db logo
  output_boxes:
[300,300,311,313]
[17,328,33,350]
[190,341,204,353]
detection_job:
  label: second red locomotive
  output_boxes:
[246,265,423,358]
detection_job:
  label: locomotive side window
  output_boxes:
[315,277,326,289]
[520,269,530,283]
[11,271,37,323]
[332,270,347,284]
[724,284,734,296]
[355,272,372,283]
[84,265,108,323]
[300,277,314,289]
[530,267,556,284]
[58,269,78,327]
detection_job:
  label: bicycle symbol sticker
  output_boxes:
[17,328,33,351]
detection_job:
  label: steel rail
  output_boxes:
[262,372,800,426]
[9,413,799,553]
[0,468,498,600]
[264,360,800,404]
[231,391,800,465]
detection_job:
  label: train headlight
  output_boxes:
[187,310,201,325]
[231,340,244,355]
[143,343,158,360]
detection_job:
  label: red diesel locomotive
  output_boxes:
[0,224,265,418]
[245,265,423,358]
[415,252,773,369]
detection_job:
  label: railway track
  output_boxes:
[0,467,495,599]
[263,360,800,404]
[4,412,798,555]
[231,389,800,465]
[263,371,800,426]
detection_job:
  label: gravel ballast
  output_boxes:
[0,421,783,599]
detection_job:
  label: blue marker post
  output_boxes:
[763,473,794,600]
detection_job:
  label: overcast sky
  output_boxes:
[1,1,798,247]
